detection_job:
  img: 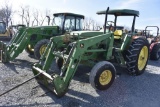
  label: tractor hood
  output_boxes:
[30,26,59,29]
[26,26,60,36]
[70,31,103,38]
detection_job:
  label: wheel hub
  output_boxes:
[39,45,47,55]
[138,46,148,70]
[99,70,112,85]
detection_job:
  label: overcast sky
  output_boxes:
[0,0,160,33]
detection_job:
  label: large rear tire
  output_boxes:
[126,38,149,75]
[150,43,160,60]
[34,39,49,59]
[89,61,116,90]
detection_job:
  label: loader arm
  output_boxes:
[0,27,49,62]
[32,32,114,97]
[63,33,114,83]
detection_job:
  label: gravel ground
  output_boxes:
[0,49,160,107]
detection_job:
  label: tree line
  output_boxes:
[0,2,102,31]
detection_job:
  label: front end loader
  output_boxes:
[0,13,85,63]
[31,7,149,97]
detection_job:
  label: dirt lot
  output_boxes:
[0,50,160,107]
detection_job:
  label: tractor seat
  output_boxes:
[114,30,123,39]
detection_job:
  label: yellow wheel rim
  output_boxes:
[99,70,112,85]
[28,44,34,52]
[138,46,148,70]
[39,45,47,56]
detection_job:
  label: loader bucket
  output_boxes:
[0,41,9,62]
[32,64,68,97]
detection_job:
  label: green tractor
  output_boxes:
[10,24,26,37]
[0,13,84,62]
[31,7,149,97]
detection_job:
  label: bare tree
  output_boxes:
[32,9,51,26]
[19,6,25,24]
[19,5,31,27]
[39,9,51,26]
[24,6,31,27]
[83,17,101,31]
[0,1,13,27]
[83,17,90,30]
[0,10,5,20]
[91,19,95,30]
[94,22,101,31]
[32,9,39,26]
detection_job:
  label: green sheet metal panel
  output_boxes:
[97,9,139,16]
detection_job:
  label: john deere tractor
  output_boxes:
[0,13,84,62]
[10,24,26,36]
[31,7,149,97]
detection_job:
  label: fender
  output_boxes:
[150,42,158,52]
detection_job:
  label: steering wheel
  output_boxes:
[109,24,114,32]
[105,21,115,32]
[107,21,115,26]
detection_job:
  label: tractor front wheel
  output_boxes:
[126,38,149,75]
[34,39,49,59]
[150,43,160,60]
[89,61,116,90]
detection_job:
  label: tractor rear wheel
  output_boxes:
[34,39,49,59]
[150,43,160,60]
[25,44,34,55]
[89,61,116,90]
[126,38,149,75]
